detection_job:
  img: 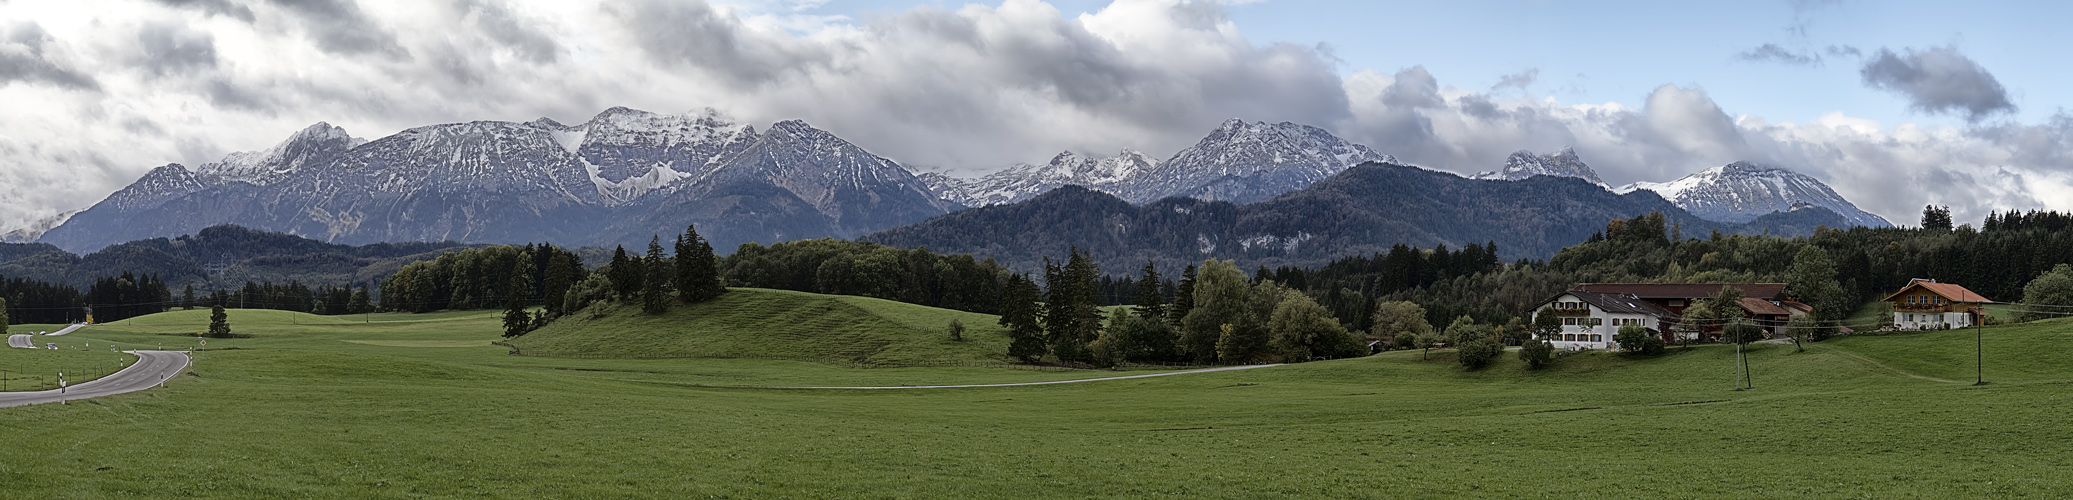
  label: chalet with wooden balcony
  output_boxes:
[1530,290,1675,350]
[1883,279,1990,330]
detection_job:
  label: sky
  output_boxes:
[0,0,2067,234]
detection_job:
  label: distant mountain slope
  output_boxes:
[40,108,956,254]
[2,225,470,290]
[1618,161,1892,228]
[864,162,1851,273]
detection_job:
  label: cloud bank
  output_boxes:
[0,0,2065,235]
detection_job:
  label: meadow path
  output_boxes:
[773,364,1283,389]
[0,350,191,408]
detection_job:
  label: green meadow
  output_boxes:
[2,288,2070,498]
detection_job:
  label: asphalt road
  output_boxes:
[45,324,85,336]
[0,350,192,408]
[6,334,31,349]
[773,364,1283,389]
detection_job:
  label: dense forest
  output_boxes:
[721,239,1013,315]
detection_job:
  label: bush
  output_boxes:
[1519,339,1553,369]
[1455,338,1503,369]
[1614,324,1665,356]
[948,319,965,341]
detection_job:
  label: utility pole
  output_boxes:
[1976,305,1986,386]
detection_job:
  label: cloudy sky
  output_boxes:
[1,0,2067,233]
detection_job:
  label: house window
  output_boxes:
[1563,318,1577,326]
[1592,335,1603,342]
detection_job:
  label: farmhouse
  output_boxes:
[1530,290,1674,350]
[1883,279,1990,330]
[1535,283,1814,348]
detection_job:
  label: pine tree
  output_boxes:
[542,252,576,318]
[207,304,231,338]
[642,236,673,314]
[181,284,196,310]
[1168,264,1196,327]
[608,245,643,301]
[0,297,8,336]
[503,255,535,338]
[998,274,1047,362]
[674,225,726,303]
[1133,260,1165,320]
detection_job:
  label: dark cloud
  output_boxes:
[1491,68,1537,92]
[135,22,219,76]
[606,0,829,89]
[0,22,102,91]
[1860,46,2016,122]
[462,0,561,63]
[269,0,409,57]
[152,0,256,22]
[1735,43,1820,66]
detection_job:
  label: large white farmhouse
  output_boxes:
[1529,290,1674,350]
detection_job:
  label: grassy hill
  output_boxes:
[507,288,1014,366]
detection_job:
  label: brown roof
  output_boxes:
[1882,279,1992,303]
[1738,297,1792,316]
[1573,283,1789,301]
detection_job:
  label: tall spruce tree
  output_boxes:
[181,284,195,310]
[207,304,231,338]
[642,236,673,314]
[503,255,535,338]
[998,274,1047,362]
[1042,248,1101,364]
[674,225,726,303]
[0,297,8,336]
[1133,261,1165,320]
[1168,264,1196,326]
[542,252,576,318]
[608,245,643,301]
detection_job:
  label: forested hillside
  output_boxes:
[863,162,1854,274]
[0,225,473,291]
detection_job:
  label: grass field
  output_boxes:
[2,293,2071,497]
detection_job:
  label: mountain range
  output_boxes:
[33,107,1888,259]
[864,162,1854,273]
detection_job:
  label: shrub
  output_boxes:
[1456,338,1503,369]
[1519,338,1553,369]
[1614,324,1665,356]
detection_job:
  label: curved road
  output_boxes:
[0,351,192,408]
[46,324,86,336]
[6,334,30,349]
[773,364,1282,389]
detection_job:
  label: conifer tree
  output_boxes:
[207,304,231,338]
[998,274,1047,362]
[1133,261,1165,320]
[182,284,196,310]
[503,255,535,338]
[0,297,8,336]
[674,225,726,303]
[608,245,643,301]
[1168,264,1196,327]
[542,252,576,318]
[642,236,672,314]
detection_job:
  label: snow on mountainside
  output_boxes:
[930,119,1393,206]
[1616,161,1891,228]
[39,107,954,253]
[1130,119,1395,204]
[934,150,1159,206]
[1471,147,1606,187]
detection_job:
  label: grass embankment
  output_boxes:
[1,294,2071,497]
[510,288,1015,366]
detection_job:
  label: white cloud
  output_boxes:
[0,0,2065,235]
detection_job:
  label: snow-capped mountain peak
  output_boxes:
[1620,161,1892,228]
[195,122,362,185]
[1471,147,1607,187]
